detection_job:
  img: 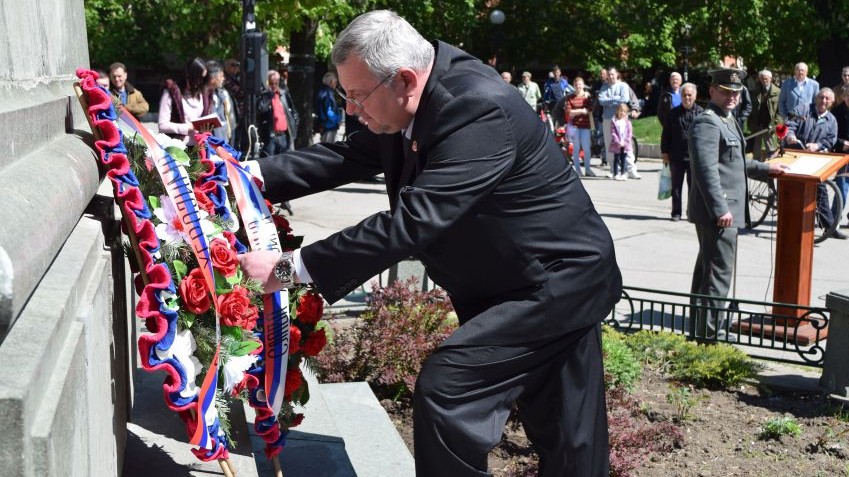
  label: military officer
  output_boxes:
[687,68,788,340]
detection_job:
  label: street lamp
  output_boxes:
[489,9,506,68]
[490,9,505,26]
[680,23,692,82]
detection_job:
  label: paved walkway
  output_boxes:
[287,157,849,309]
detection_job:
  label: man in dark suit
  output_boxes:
[239,10,621,476]
[688,68,787,341]
[661,82,702,221]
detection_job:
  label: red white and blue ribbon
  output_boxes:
[117,111,224,452]
[218,145,290,415]
[198,137,291,457]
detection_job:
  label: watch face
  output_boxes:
[275,253,294,286]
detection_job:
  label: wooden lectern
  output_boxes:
[764,150,849,344]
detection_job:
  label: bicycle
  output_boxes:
[746,167,845,244]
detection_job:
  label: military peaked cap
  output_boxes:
[709,67,747,91]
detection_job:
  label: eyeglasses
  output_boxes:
[336,72,396,111]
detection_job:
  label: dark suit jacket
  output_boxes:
[661,104,703,162]
[257,41,622,345]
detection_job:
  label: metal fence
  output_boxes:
[607,286,829,367]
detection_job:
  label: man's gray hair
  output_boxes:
[758,69,772,78]
[681,82,697,93]
[818,87,834,98]
[331,10,434,78]
[322,72,338,87]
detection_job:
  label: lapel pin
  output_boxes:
[411,140,418,152]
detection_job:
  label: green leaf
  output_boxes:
[179,310,197,329]
[173,259,188,281]
[222,325,243,342]
[149,195,160,210]
[226,269,243,285]
[229,340,261,357]
[166,147,194,168]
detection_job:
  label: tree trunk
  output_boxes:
[288,19,317,149]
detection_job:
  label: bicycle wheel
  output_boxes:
[814,179,843,243]
[746,177,775,229]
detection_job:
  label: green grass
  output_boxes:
[632,116,662,145]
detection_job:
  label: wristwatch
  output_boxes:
[273,251,297,288]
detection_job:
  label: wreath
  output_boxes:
[75,69,327,475]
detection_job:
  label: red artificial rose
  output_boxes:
[284,368,303,398]
[194,189,215,215]
[776,123,788,141]
[179,268,211,314]
[302,328,327,356]
[217,285,258,329]
[272,214,292,233]
[289,413,305,428]
[297,291,323,325]
[289,325,302,355]
[222,230,239,249]
[210,238,239,276]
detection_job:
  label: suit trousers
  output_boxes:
[689,224,737,338]
[669,160,691,218]
[413,324,609,477]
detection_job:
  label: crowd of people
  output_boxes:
[93,55,350,216]
[500,61,849,235]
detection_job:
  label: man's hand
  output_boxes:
[716,212,733,228]
[805,142,820,152]
[661,153,670,165]
[238,249,285,294]
[768,162,790,175]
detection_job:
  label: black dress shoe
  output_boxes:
[831,230,848,240]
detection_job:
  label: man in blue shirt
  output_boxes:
[543,65,574,111]
[779,62,820,121]
[785,88,843,238]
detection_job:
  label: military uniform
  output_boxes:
[687,68,771,339]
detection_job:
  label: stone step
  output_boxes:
[246,367,414,477]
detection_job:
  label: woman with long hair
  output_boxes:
[158,57,214,143]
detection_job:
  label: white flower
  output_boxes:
[155,328,202,399]
[153,195,214,245]
[222,354,259,394]
[152,133,187,152]
[153,195,186,244]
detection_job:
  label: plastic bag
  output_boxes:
[657,164,672,200]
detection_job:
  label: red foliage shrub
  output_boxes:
[315,278,455,400]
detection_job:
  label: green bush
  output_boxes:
[670,342,763,389]
[603,331,641,391]
[624,330,689,366]
[616,329,762,390]
[758,416,802,440]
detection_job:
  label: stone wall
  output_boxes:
[0,0,132,475]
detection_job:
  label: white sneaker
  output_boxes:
[614,174,626,181]
[605,172,614,179]
[628,170,642,179]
